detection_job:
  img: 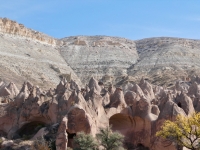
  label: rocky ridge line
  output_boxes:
[0,18,82,89]
[60,36,138,84]
[1,18,200,88]
[0,18,57,45]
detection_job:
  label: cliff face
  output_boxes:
[0,77,195,150]
[0,18,56,45]
[59,36,138,84]
[59,36,200,86]
[1,18,200,88]
[0,18,81,89]
[127,37,200,86]
[135,37,200,70]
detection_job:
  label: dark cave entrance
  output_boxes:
[137,143,144,147]
[178,102,182,108]
[0,130,7,137]
[17,121,46,140]
[67,131,76,148]
[136,143,149,150]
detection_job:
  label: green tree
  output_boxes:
[96,126,124,150]
[73,132,98,150]
[156,112,200,150]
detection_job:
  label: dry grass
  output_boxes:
[30,137,51,150]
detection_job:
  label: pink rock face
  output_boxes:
[0,82,18,99]
[174,81,189,93]
[0,104,18,139]
[6,82,19,98]
[88,77,101,94]
[56,81,65,93]
[135,96,158,121]
[175,92,195,116]
[110,113,133,132]
[0,77,198,150]
[151,100,186,150]
[0,87,10,97]
[14,82,29,107]
[123,82,133,93]
[57,90,72,116]
[131,84,144,100]
[107,87,127,111]
[102,92,110,106]
[70,80,81,91]
[124,91,137,106]
[151,105,160,116]
[66,106,91,134]
[188,82,199,97]
[56,118,68,150]
[47,99,58,124]
[108,84,115,95]
[139,78,155,101]
[158,96,186,120]
[110,113,151,148]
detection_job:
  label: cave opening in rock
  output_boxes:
[137,143,144,147]
[67,131,76,148]
[136,143,149,150]
[68,132,76,139]
[17,121,46,139]
[178,102,182,108]
[0,130,6,137]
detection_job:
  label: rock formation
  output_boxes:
[1,18,200,150]
[59,36,138,84]
[0,18,81,89]
[0,18,56,45]
[128,37,200,86]
[2,18,200,88]
[0,77,198,150]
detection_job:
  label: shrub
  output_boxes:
[96,126,124,150]
[73,132,98,150]
[31,136,51,150]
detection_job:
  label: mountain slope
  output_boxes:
[1,18,200,88]
[0,18,81,88]
[127,37,200,86]
[59,36,138,84]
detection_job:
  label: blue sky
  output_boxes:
[0,0,200,40]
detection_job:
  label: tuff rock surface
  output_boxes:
[0,77,198,150]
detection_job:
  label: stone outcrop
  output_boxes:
[59,36,138,84]
[2,18,200,150]
[0,77,198,150]
[128,37,200,86]
[175,92,195,116]
[0,18,56,45]
[0,22,81,89]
